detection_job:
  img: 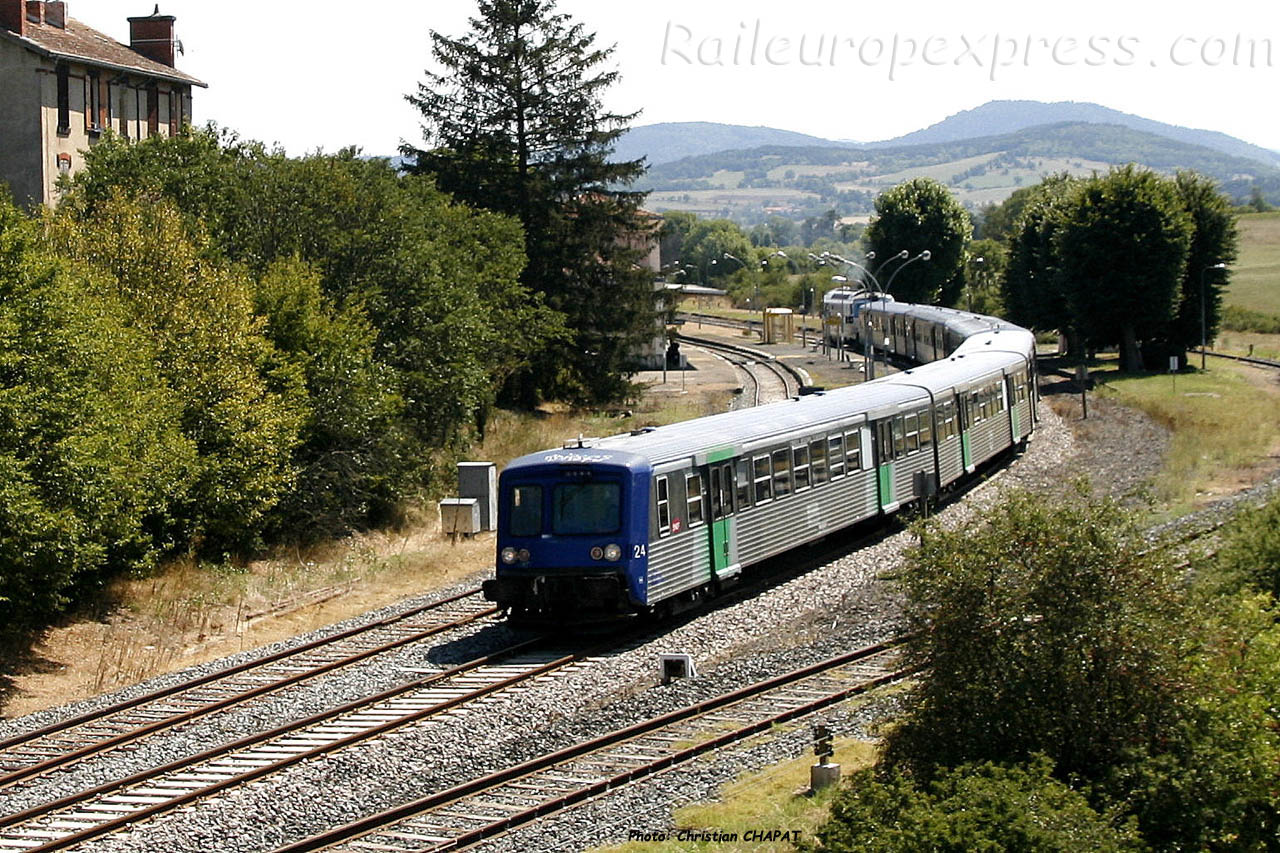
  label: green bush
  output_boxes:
[809,758,1142,852]
[0,194,194,628]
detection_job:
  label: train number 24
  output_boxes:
[633,544,647,559]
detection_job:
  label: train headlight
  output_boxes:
[590,546,604,561]
[604,543,622,562]
[501,547,517,564]
[517,549,531,562]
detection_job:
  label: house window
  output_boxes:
[168,89,179,136]
[119,86,129,138]
[146,84,159,137]
[85,70,107,132]
[56,63,70,135]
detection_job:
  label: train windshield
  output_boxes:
[509,485,542,537]
[551,482,621,535]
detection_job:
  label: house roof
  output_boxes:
[0,14,205,87]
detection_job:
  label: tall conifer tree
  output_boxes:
[404,0,655,404]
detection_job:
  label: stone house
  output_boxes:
[0,1,204,207]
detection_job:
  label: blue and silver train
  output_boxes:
[482,296,1038,624]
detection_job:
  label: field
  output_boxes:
[1226,212,1280,315]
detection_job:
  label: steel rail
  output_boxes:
[275,637,912,852]
[0,636,579,852]
[0,591,497,790]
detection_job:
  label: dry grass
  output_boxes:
[1093,360,1280,513]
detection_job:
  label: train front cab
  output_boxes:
[483,449,651,623]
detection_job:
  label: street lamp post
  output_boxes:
[969,256,984,312]
[1201,262,1228,370]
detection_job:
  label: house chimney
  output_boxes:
[128,5,176,67]
[0,0,26,35]
[24,0,42,25]
[44,0,63,27]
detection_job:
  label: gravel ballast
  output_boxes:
[15,387,1278,853]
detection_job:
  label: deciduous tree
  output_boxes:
[865,178,971,305]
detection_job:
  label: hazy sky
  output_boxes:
[79,0,1279,154]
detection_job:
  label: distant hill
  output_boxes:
[872,100,1280,169]
[612,122,847,166]
[615,102,1280,174]
[637,121,1280,224]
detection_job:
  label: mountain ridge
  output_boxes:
[615,100,1280,172]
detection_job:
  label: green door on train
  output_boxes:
[708,453,740,581]
[875,420,897,512]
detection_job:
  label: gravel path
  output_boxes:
[15,388,1270,853]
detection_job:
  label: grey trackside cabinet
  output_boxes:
[458,462,497,532]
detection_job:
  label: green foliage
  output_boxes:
[1167,171,1239,354]
[886,489,1191,784]
[681,218,753,283]
[959,239,1008,315]
[810,758,1142,853]
[250,258,406,536]
[43,193,304,552]
[68,129,560,512]
[1212,494,1280,599]
[882,487,1280,850]
[0,193,194,628]
[1055,165,1193,371]
[1001,168,1232,370]
[1001,175,1079,339]
[865,178,971,304]
[403,0,654,405]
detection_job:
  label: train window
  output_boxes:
[904,412,920,454]
[828,434,845,479]
[509,485,542,537]
[753,455,772,503]
[710,466,723,519]
[875,421,892,463]
[793,445,811,491]
[685,472,705,527]
[712,462,734,519]
[736,458,751,509]
[892,416,906,457]
[810,439,828,484]
[920,409,933,447]
[772,448,793,497]
[552,483,620,535]
[655,476,671,537]
[845,430,861,471]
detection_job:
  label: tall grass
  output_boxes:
[1097,363,1280,512]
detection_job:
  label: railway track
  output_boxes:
[276,637,911,853]
[0,634,623,852]
[0,590,498,793]
[674,332,805,404]
[1197,347,1280,370]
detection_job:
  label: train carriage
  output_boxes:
[483,299,1039,625]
